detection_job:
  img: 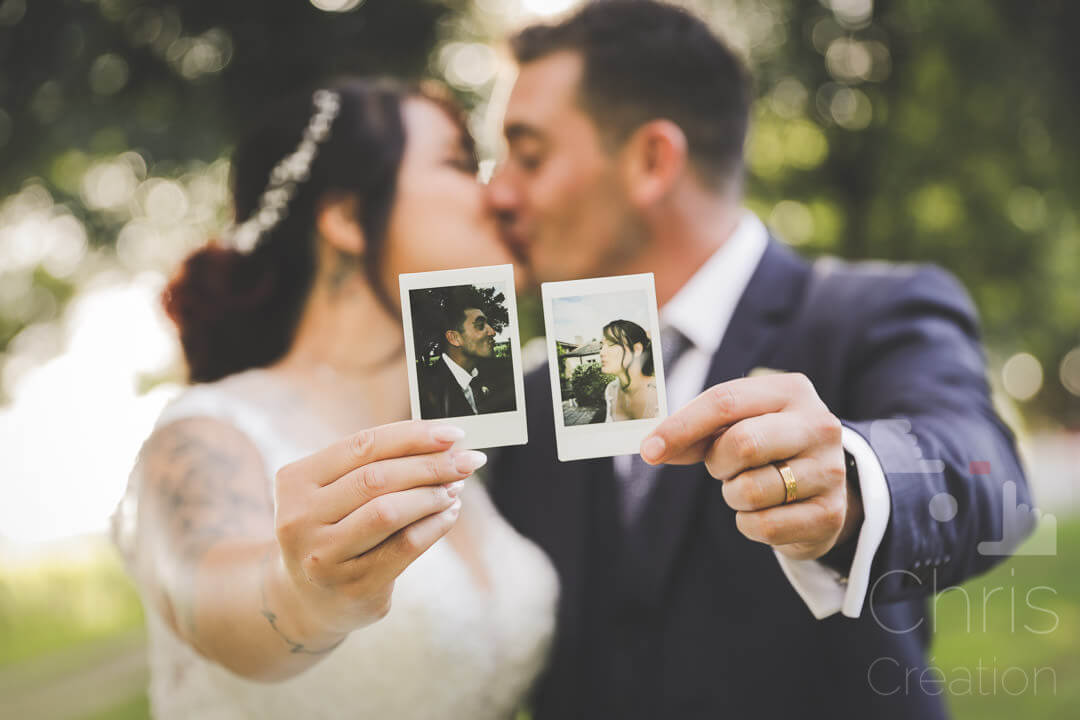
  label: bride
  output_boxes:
[110,79,558,718]
[599,319,658,422]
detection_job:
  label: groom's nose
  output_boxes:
[485,164,519,217]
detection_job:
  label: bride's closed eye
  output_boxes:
[445,154,478,174]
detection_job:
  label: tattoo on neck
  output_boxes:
[327,250,361,296]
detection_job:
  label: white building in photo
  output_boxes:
[560,340,602,379]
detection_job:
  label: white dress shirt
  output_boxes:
[441,353,480,414]
[644,210,891,619]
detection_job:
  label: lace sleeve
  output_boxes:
[603,379,618,423]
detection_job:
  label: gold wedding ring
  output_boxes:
[775,462,798,504]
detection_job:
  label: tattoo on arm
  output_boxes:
[141,419,274,636]
[258,549,345,656]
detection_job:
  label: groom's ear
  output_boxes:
[620,119,688,209]
[315,192,366,256]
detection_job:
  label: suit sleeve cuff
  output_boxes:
[773,425,891,619]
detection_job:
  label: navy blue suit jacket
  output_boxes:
[490,239,1030,719]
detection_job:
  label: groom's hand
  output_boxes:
[639,373,861,561]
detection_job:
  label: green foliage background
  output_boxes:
[2,0,1076,423]
[570,361,614,408]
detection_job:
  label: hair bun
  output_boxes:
[164,243,300,382]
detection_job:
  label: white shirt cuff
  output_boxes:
[773,426,891,619]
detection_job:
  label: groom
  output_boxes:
[486,2,1030,719]
[418,286,507,418]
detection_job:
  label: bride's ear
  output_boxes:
[315,192,365,256]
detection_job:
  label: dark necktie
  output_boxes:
[616,326,691,526]
[468,374,484,414]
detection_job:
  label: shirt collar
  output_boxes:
[441,353,478,391]
[659,210,770,356]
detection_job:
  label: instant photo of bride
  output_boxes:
[541,273,667,461]
[551,291,660,426]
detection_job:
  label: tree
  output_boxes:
[0,0,454,401]
[570,362,613,409]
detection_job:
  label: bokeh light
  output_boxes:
[1060,348,1080,397]
[521,0,581,17]
[89,53,130,96]
[81,159,139,211]
[769,200,814,245]
[441,42,499,90]
[909,182,965,233]
[826,39,872,82]
[1002,352,1044,401]
[769,78,808,119]
[1007,186,1048,232]
[827,0,874,29]
[829,86,873,130]
[309,0,365,12]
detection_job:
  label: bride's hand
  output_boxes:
[271,420,484,639]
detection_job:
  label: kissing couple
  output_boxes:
[112,2,1029,719]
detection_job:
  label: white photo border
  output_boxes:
[399,263,528,451]
[541,273,668,462]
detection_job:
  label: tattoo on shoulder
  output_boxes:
[140,419,274,640]
[144,420,273,564]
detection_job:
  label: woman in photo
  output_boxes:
[599,319,659,422]
[111,79,557,719]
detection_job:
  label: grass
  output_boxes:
[0,538,145,669]
[932,514,1080,719]
[82,694,151,720]
[0,518,1076,719]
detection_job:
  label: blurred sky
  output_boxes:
[0,274,180,546]
[551,291,655,346]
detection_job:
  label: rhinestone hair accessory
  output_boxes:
[228,89,342,253]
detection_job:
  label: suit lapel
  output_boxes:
[616,238,813,608]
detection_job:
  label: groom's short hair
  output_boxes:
[440,285,487,347]
[511,0,752,190]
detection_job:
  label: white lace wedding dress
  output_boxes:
[110,369,559,719]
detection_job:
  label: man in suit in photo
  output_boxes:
[484,2,1032,718]
[418,286,507,419]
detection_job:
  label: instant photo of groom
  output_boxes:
[410,283,517,419]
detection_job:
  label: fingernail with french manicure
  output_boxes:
[453,450,488,474]
[446,480,466,498]
[431,425,466,443]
